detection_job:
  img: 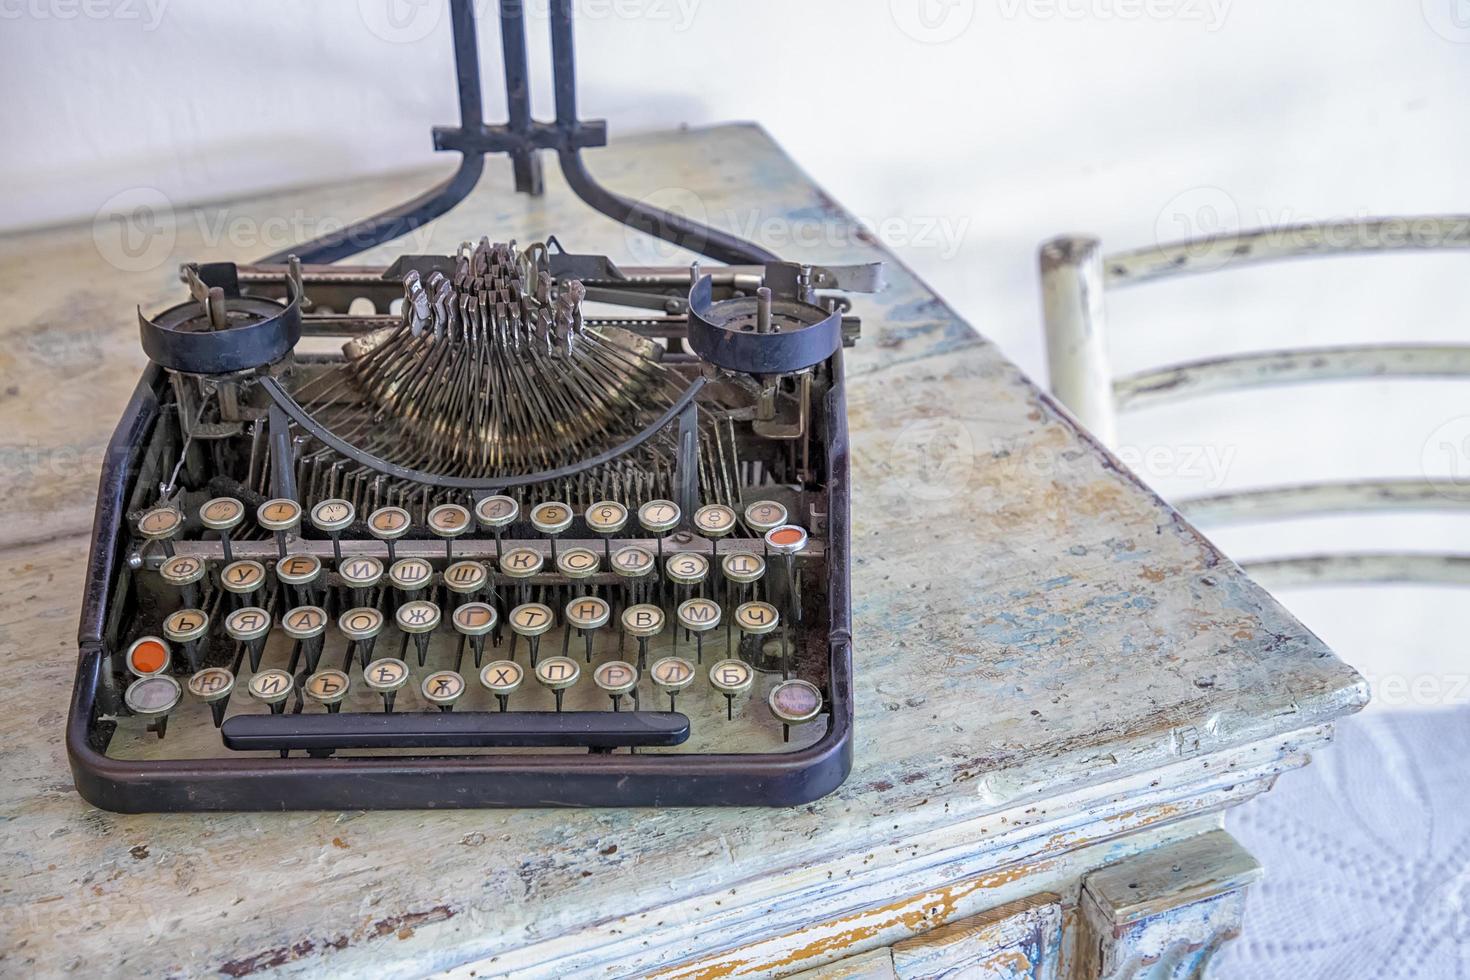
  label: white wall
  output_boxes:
[6,0,1470,709]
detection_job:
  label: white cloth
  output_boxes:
[1217,709,1470,978]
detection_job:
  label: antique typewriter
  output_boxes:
[67,0,877,811]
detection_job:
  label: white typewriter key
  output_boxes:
[443,559,488,596]
[283,605,329,673]
[650,656,696,711]
[427,503,472,558]
[421,670,466,712]
[248,668,295,714]
[665,553,709,606]
[555,546,600,580]
[388,556,434,597]
[474,494,519,561]
[219,559,267,606]
[395,599,441,666]
[638,499,681,558]
[276,553,323,606]
[499,547,544,605]
[612,545,656,606]
[310,498,356,562]
[339,554,384,607]
[564,595,610,662]
[256,498,302,560]
[508,602,554,666]
[125,674,182,738]
[162,608,210,672]
[224,606,271,671]
[743,499,788,536]
[693,503,737,556]
[735,599,787,675]
[676,597,721,663]
[158,553,207,610]
[367,505,412,560]
[621,603,665,671]
[479,660,523,712]
[451,601,497,670]
[530,501,574,560]
[125,635,171,678]
[188,666,235,727]
[585,500,628,563]
[534,655,581,711]
[137,505,183,556]
[721,552,766,585]
[769,678,825,742]
[593,660,639,711]
[304,669,351,713]
[339,606,385,670]
[708,658,755,719]
[200,496,245,561]
[364,657,410,713]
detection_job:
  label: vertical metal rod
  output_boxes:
[1040,236,1118,447]
[267,403,297,502]
[451,0,484,129]
[549,0,578,126]
[497,0,544,193]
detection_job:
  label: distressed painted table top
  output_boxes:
[0,124,1366,978]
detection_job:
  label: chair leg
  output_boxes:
[1040,235,1118,448]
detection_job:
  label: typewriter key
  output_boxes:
[612,545,656,607]
[137,505,183,556]
[395,599,441,666]
[276,554,323,606]
[257,498,302,560]
[220,559,267,608]
[339,555,384,608]
[764,524,808,629]
[421,670,465,712]
[693,503,737,557]
[530,501,574,560]
[556,547,600,580]
[338,606,385,670]
[479,660,523,711]
[187,666,234,727]
[585,500,628,562]
[735,600,785,676]
[721,552,766,652]
[768,678,824,742]
[388,557,434,598]
[304,669,351,713]
[364,657,410,712]
[499,547,543,605]
[650,656,696,711]
[621,603,665,671]
[248,668,295,714]
[708,659,755,719]
[451,601,497,669]
[743,499,787,538]
[162,608,209,673]
[593,660,638,711]
[199,496,245,561]
[125,674,182,738]
[367,505,412,560]
[474,494,519,561]
[427,503,472,558]
[125,635,171,677]
[283,605,329,673]
[509,602,554,665]
[310,498,356,562]
[158,553,207,610]
[665,552,709,589]
[638,499,681,558]
[534,655,581,711]
[564,595,610,662]
[676,597,721,663]
[224,606,271,672]
[444,559,488,597]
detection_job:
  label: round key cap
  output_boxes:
[534,656,581,691]
[188,666,235,703]
[395,599,441,634]
[282,605,328,640]
[247,668,294,707]
[651,656,696,697]
[224,606,271,643]
[304,669,351,708]
[665,552,709,587]
[474,494,519,529]
[499,547,544,579]
[769,678,824,725]
[480,660,523,710]
[593,660,638,699]
[256,498,302,533]
[452,601,498,636]
[199,496,245,532]
[555,547,600,579]
[364,658,411,694]
[764,524,809,555]
[584,500,628,535]
[611,546,655,580]
[693,503,737,539]
[125,674,181,717]
[339,607,385,642]
[564,596,610,631]
[220,559,267,595]
[421,670,465,709]
[136,505,183,541]
[158,554,206,588]
[310,498,355,535]
[721,552,766,584]
[125,635,171,677]
[443,559,488,595]
[162,608,209,645]
[709,659,755,697]
[530,501,574,536]
[367,505,412,541]
[388,557,434,592]
[508,602,555,637]
[638,499,681,535]
[276,554,322,589]
[339,555,384,591]
[735,601,780,635]
[677,597,721,633]
[621,603,665,638]
[743,499,787,534]
[427,503,472,539]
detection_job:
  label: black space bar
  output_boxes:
[221,711,690,751]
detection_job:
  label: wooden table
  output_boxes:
[0,125,1366,978]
